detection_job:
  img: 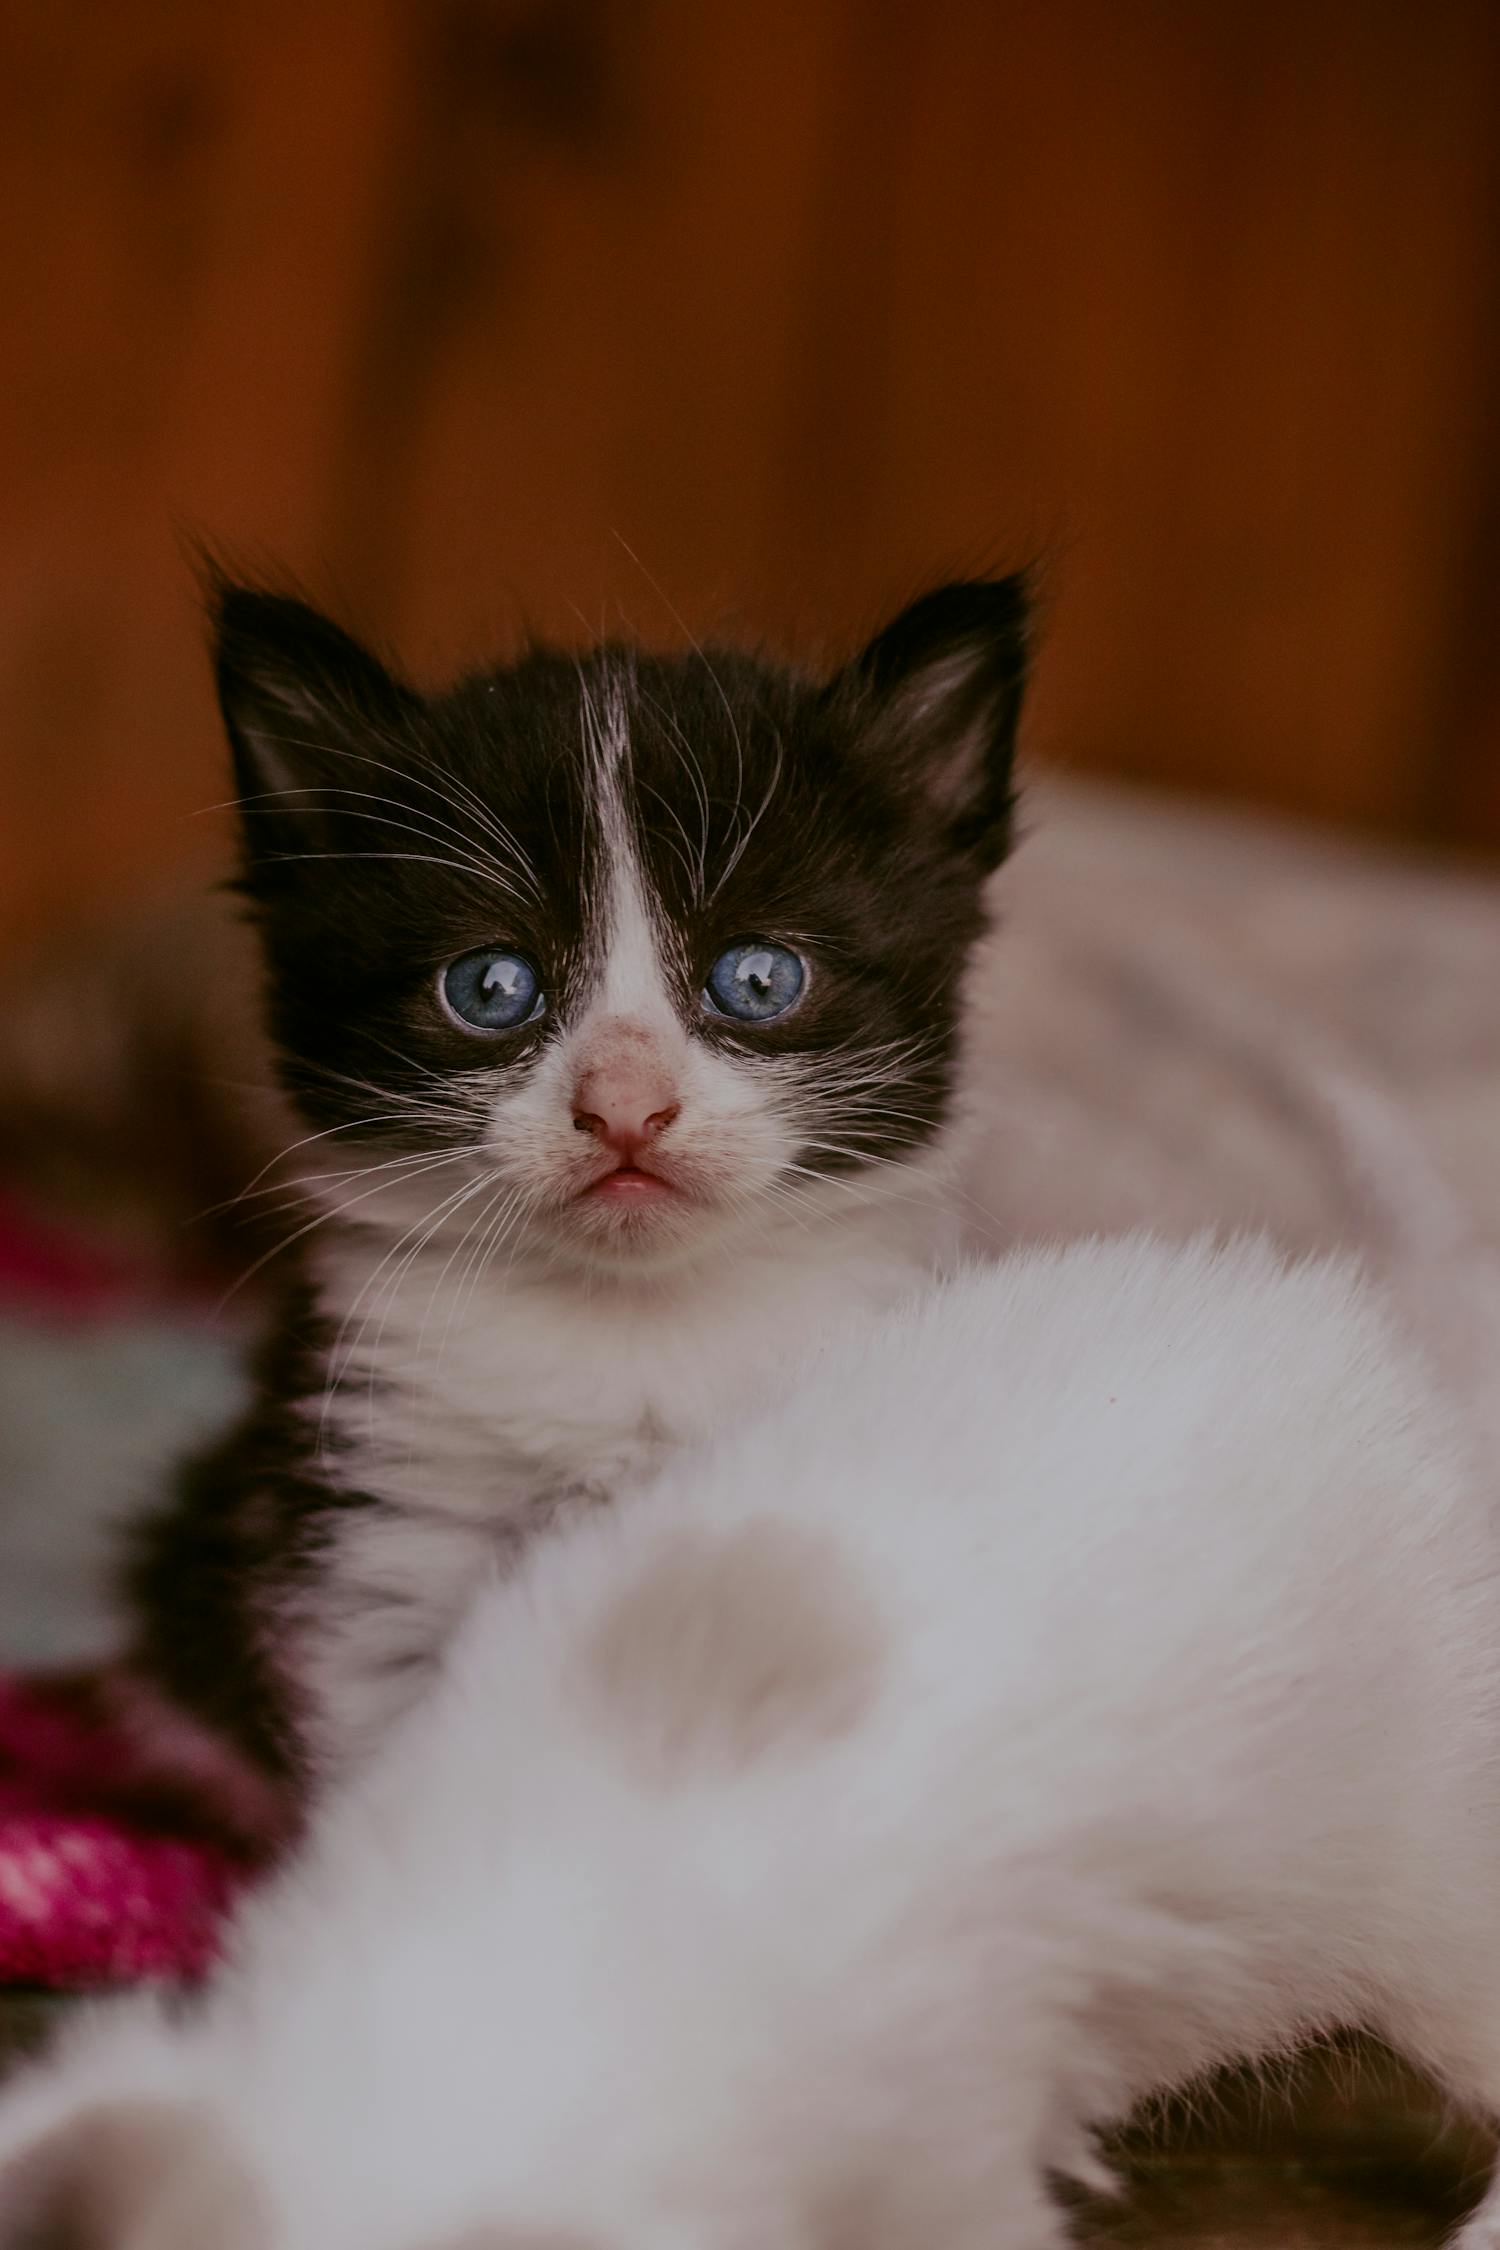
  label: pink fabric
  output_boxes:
[0,1678,243,1986]
[0,1196,246,1986]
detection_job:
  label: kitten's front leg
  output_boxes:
[297,1473,617,1773]
[292,1498,506,1773]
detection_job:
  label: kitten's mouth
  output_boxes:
[579,1163,681,1207]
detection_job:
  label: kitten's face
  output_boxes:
[219,579,1028,1277]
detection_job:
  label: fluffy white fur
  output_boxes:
[298,1194,950,1758]
[6,1232,1500,2250]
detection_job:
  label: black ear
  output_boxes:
[838,576,1031,868]
[209,580,421,875]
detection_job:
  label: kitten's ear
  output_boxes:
[210,579,420,870]
[837,576,1031,868]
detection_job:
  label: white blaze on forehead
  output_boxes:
[583,674,681,1029]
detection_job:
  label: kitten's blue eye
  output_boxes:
[440,948,543,1032]
[703,942,805,1024]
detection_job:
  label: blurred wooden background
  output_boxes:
[1,0,1498,964]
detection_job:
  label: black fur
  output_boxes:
[216,574,1026,1165]
[119,576,1031,1825]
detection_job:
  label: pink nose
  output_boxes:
[572,1073,681,1159]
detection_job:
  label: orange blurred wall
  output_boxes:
[1,0,1497,961]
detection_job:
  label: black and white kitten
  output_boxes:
[115,574,1028,1831]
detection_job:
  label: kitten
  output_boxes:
[7,1232,1500,2250]
[108,573,1029,1830]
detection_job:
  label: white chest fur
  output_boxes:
[296,1191,950,1760]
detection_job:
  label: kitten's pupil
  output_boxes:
[485,960,524,999]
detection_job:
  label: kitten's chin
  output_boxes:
[541,1181,745,1274]
[533,1158,924,1279]
[580,1167,680,1210]
[511,1154,809,1277]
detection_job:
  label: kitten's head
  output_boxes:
[217,577,1029,1276]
